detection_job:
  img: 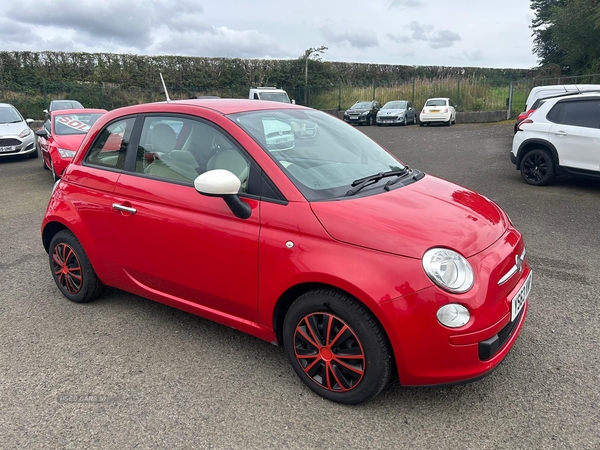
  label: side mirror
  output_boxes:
[291,99,296,104]
[35,129,48,137]
[194,169,251,219]
[43,109,48,114]
[26,118,34,125]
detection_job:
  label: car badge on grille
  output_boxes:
[515,254,523,273]
[497,248,527,285]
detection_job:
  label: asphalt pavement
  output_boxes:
[1,121,599,449]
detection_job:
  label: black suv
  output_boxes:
[343,100,381,126]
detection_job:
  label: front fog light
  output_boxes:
[437,304,470,328]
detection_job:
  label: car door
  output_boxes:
[547,99,600,171]
[407,102,415,122]
[111,114,261,322]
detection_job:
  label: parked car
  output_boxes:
[376,100,417,126]
[523,84,600,113]
[42,99,531,405]
[36,108,107,180]
[513,90,600,133]
[44,100,84,119]
[249,87,293,104]
[0,103,37,159]
[511,92,600,185]
[343,100,381,126]
[420,98,456,126]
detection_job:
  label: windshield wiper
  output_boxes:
[345,168,409,196]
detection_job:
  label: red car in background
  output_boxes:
[37,108,107,180]
[41,99,532,404]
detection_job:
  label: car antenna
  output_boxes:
[159,72,171,103]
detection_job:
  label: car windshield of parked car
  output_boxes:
[425,99,448,107]
[53,113,105,135]
[51,101,84,111]
[0,106,24,123]
[351,102,372,109]
[383,101,407,109]
[259,92,291,103]
[230,109,405,201]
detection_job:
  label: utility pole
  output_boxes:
[302,46,327,106]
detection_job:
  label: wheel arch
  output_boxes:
[42,220,69,253]
[271,283,397,371]
[516,139,559,170]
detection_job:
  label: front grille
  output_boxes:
[478,309,524,361]
[381,116,398,121]
[0,138,21,147]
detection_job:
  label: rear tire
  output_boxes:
[520,148,555,186]
[419,122,424,127]
[283,289,392,405]
[48,230,105,303]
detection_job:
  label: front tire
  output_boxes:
[283,289,392,405]
[403,116,408,126]
[520,148,555,186]
[48,230,105,303]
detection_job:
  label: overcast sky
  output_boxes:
[0,0,538,69]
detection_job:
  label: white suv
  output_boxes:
[511,93,600,185]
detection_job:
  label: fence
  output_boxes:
[2,73,599,121]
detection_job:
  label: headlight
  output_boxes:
[19,128,32,138]
[437,304,470,328]
[57,148,76,158]
[422,248,474,293]
[361,111,369,116]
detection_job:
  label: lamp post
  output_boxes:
[303,46,327,106]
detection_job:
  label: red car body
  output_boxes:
[41,99,531,402]
[38,108,107,179]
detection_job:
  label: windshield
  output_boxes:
[383,101,407,109]
[51,100,84,111]
[53,113,105,135]
[425,99,448,107]
[259,92,291,103]
[230,109,405,201]
[0,106,24,123]
[351,102,372,109]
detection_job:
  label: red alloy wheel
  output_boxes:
[51,243,83,295]
[293,312,365,392]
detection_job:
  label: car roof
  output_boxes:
[544,92,600,105]
[425,97,450,101]
[152,98,306,115]
[0,103,18,108]
[50,108,108,116]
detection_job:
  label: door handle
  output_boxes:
[554,130,567,136]
[112,203,137,214]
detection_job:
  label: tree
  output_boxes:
[531,0,600,74]
[301,46,327,105]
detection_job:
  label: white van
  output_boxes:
[524,84,600,111]
[249,87,294,104]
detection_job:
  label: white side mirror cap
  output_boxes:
[194,169,241,196]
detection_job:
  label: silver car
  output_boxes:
[0,103,37,159]
[376,100,417,126]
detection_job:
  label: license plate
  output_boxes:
[511,271,532,321]
[430,109,440,113]
[0,146,15,152]
[349,117,358,120]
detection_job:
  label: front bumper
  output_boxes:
[344,115,369,124]
[376,115,405,124]
[0,132,37,157]
[379,229,531,386]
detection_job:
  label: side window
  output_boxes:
[44,119,51,134]
[254,93,259,99]
[84,117,134,170]
[137,116,251,192]
[559,100,600,128]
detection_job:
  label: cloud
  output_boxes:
[154,27,288,58]
[321,28,379,49]
[388,0,423,8]
[399,22,461,49]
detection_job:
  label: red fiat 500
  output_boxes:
[41,99,531,404]
[37,108,107,180]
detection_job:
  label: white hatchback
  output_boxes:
[419,98,456,126]
[511,92,600,185]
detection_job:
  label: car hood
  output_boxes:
[0,121,29,136]
[310,175,508,259]
[52,134,87,151]
[378,108,406,115]
[345,108,370,113]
